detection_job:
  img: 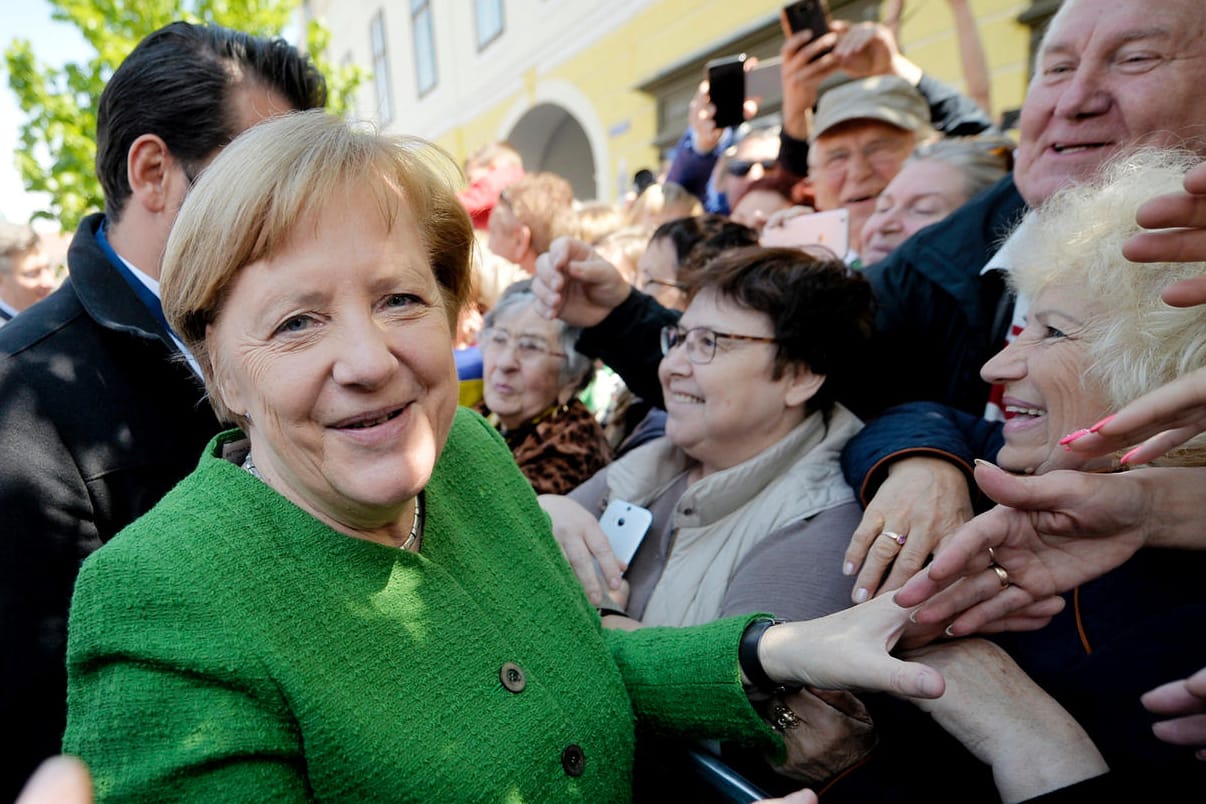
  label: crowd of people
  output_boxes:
[4,0,1206,801]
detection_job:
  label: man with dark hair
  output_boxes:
[0,22,325,795]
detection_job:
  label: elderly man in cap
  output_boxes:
[0,222,55,324]
[805,75,932,259]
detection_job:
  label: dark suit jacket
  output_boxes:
[0,213,221,798]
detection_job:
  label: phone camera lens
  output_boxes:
[617,518,626,526]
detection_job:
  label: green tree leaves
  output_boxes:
[4,0,362,230]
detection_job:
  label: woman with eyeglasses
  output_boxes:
[539,246,871,627]
[475,283,612,494]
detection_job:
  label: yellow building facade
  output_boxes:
[308,0,1058,203]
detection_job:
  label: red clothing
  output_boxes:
[458,163,525,229]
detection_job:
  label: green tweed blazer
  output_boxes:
[64,407,774,801]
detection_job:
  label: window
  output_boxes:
[369,10,394,124]
[411,0,437,96]
[475,0,504,50]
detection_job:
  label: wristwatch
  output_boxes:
[739,617,803,697]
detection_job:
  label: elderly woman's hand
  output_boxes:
[538,494,626,606]
[763,688,875,785]
[845,456,974,603]
[894,461,1175,635]
[902,639,1107,801]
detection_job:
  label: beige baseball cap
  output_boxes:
[810,75,929,142]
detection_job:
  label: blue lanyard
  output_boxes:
[95,219,176,338]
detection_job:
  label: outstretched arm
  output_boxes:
[896,462,1206,634]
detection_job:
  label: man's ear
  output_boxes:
[784,364,825,409]
[126,134,179,215]
[517,224,533,256]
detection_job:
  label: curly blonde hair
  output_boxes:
[1009,148,1206,465]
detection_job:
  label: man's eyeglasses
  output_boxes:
[726,158,778,177]
[481,327,566,362]
[659,325,776,365]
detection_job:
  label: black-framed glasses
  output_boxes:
[480,327,566,362]
[726,158,778,177]
[659,324,776,365]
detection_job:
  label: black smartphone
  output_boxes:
[706,53,747,129]
[783,0,830,36]
[783,0,832,62]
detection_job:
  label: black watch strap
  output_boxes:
[739,617,801,696]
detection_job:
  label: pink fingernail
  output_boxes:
[1089,414,1115,433]
[1120,446,1142,465]
[1058,429,1091,447]
[853,587,869,603]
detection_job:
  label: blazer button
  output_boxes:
[561,744,585,777]
[499,662,526,693]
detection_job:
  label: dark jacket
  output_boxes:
[859,174,1028,417]
[0,213,221,798]
[839,400,1002,505]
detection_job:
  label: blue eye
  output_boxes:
[384,293,421,309]
[1044,325,1067,339]
[275,314,313,335]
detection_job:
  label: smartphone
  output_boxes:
[706,54,747,129]
[759,208,850,259]
[598,499,653,564]
[782,0,832,62]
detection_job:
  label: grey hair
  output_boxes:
[482,288,594,392]
[1008,147,1206,466]
[0,222,39,274]
[908,135,1015,202]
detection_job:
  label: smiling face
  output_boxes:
[206,187,459,540]
[481,303,570,430]
[807,121,916,255]
[658,287,817,478]
[980,284,1112,475]
[859,159,971,265]
[1013,0,1206,207]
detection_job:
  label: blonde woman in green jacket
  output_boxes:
[62,110,944,802]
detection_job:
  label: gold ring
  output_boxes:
[991,564,1009,588]
[882,530,907,546]
[769,701,802,732]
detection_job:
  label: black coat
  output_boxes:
[0,213,221,798]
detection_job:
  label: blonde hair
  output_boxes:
[161,109,474,423]
[575,200,625,245]
[1010,148,1206,465]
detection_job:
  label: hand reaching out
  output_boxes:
[844,456,974,603]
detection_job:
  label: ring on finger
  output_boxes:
[990,564,1009,588]
[768,701,802,732]
[881,530,907,547]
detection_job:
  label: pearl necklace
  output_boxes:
[242,450,424,551]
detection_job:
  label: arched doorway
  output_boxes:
[506,104,596,201]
